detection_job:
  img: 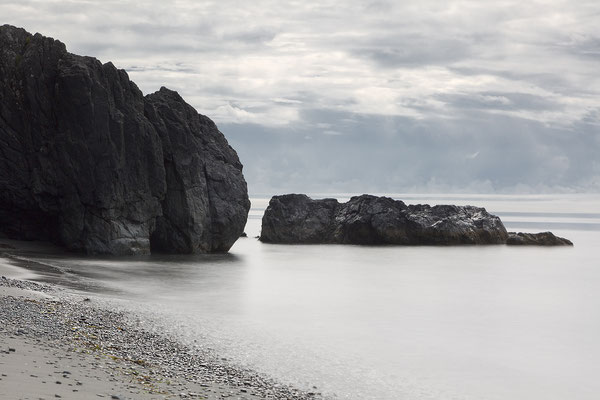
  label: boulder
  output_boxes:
[260,194,509,245]
[0,25,249,254]
[506,232,573,246]
[260,194,339,244]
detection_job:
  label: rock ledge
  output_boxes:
[506,231,573,246]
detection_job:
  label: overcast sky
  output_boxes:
[3,0,599,194]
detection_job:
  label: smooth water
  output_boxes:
[4,194,600,400]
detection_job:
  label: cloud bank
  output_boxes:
[2,0,599,193]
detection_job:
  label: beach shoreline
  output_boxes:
[0,260,322,400]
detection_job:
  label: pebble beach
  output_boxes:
[0,271,322,400]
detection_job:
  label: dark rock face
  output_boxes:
[0,25,249,254]
[260,194,340,244]
[144,88,249,253]
[260,194,509,245]
[506,232,573,246]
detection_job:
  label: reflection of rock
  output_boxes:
[0,25,249,255]
[261,194,509,245]
[506,232,573,246]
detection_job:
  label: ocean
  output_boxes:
[3,193,600,400]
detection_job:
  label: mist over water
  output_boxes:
[6,194,600,400]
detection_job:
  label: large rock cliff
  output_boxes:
[0,25,249,254]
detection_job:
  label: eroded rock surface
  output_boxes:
[506,232,573,246]
[260,194,509,245]
[0,25,249,254]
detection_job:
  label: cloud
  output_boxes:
[322,130,343,136]
[213,103,299,126]
[438,92,560,112]
[351,36,472,68]
[225,108,600,194]
[1,0,599,193]
[466,151,480,160]
[222,27,278,45]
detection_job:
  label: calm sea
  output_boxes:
[4,194,600,400]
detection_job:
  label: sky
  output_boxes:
[2,0,599,194]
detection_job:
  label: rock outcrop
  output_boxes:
[261,194,573,246]
[506,232,573,246]
[0,25,249,254]
[260,194,509,245]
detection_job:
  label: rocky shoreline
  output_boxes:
[260,194,573,246]
[0,275,322,400]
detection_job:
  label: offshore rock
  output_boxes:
[0,25,249,254]
[260,194,509,245]
[506,232,573,246]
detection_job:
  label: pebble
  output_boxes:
[0,276,320,400]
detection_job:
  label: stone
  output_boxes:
[260,194,339,244]
[260,194,509,245]
[0,25,249,255]
[506,231,573,246]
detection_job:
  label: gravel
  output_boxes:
[0,276,324,400]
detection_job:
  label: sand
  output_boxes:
[0,284,228,399]
[0,250,320,400]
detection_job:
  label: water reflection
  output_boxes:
[2,246,244,296]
